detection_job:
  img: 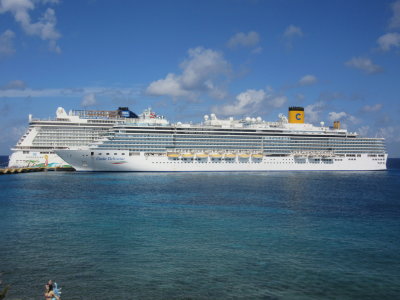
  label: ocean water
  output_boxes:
[0,158,400,299]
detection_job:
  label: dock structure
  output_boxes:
[0,167,75,175]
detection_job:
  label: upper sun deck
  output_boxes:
[28,107,168,126]
[197,113,353,136]
[116,110,355,137]
[26,106,357,137]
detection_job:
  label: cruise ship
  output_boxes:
[55,107,387,172]
[8,106,141,168]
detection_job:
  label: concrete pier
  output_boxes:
[0,167,75,175]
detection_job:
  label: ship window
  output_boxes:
[91,152,94,156]
[98,153,102,155]
[106,153,110,155]
[114,153,117,155]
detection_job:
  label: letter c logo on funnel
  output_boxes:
[296,113,301,120]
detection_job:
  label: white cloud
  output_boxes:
[345,57,383,74]
[0,124,26,142]
[0,0,32,12]
[304,101,324,123]
[377,126,400,142]
[328,111,347,122]
[146,47,231,100]
[357,125,370,137]
[268,96,287,108]
[251,46,263,54]
[180,47,230,89]
[1,80,26,89]
[282,25,303,49]
[361,103,383,112]
[0,29,15,57]
[328,111,360,127]
[0,87,69,98]
[377,32,400,51]
[213,88,287,116]
[283,25,303,38]
[346,115,360,124]
[81,93,97,107]
[205,80,228,99]
[12,124,26,137]
[0,86,139,99]
[298,74,317,86]
[389,0,400,29]
[41,0,60,4]
[146,73,191,98]
[0,0,61,53]
[216,89,265,115]
[227,31,260,48]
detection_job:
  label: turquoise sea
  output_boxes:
[1,157,400,299]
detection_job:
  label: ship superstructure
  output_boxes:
[8,106,163,168]
[55,107,387,172]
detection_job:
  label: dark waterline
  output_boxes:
[0,158,400,299]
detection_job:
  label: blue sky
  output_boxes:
[1,0,400,156]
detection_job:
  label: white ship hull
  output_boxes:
[8,106,147,168]
[8,151,71,168]
[56,150,387,172]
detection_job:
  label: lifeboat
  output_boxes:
[210,153,222,159]
[322,154,334,160]
[238,154,250,159]
[294,153,307,160]
[251,154,263,159]
[196,153,208,159]
[322,153,334,159]
[295,156,307,160]
[182,153,194,159]
[167,152,179,158]
[224,153,236,159]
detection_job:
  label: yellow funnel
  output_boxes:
[333,121,340,129]
[288,107,304,124]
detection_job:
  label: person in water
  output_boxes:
[44,283,60,300]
